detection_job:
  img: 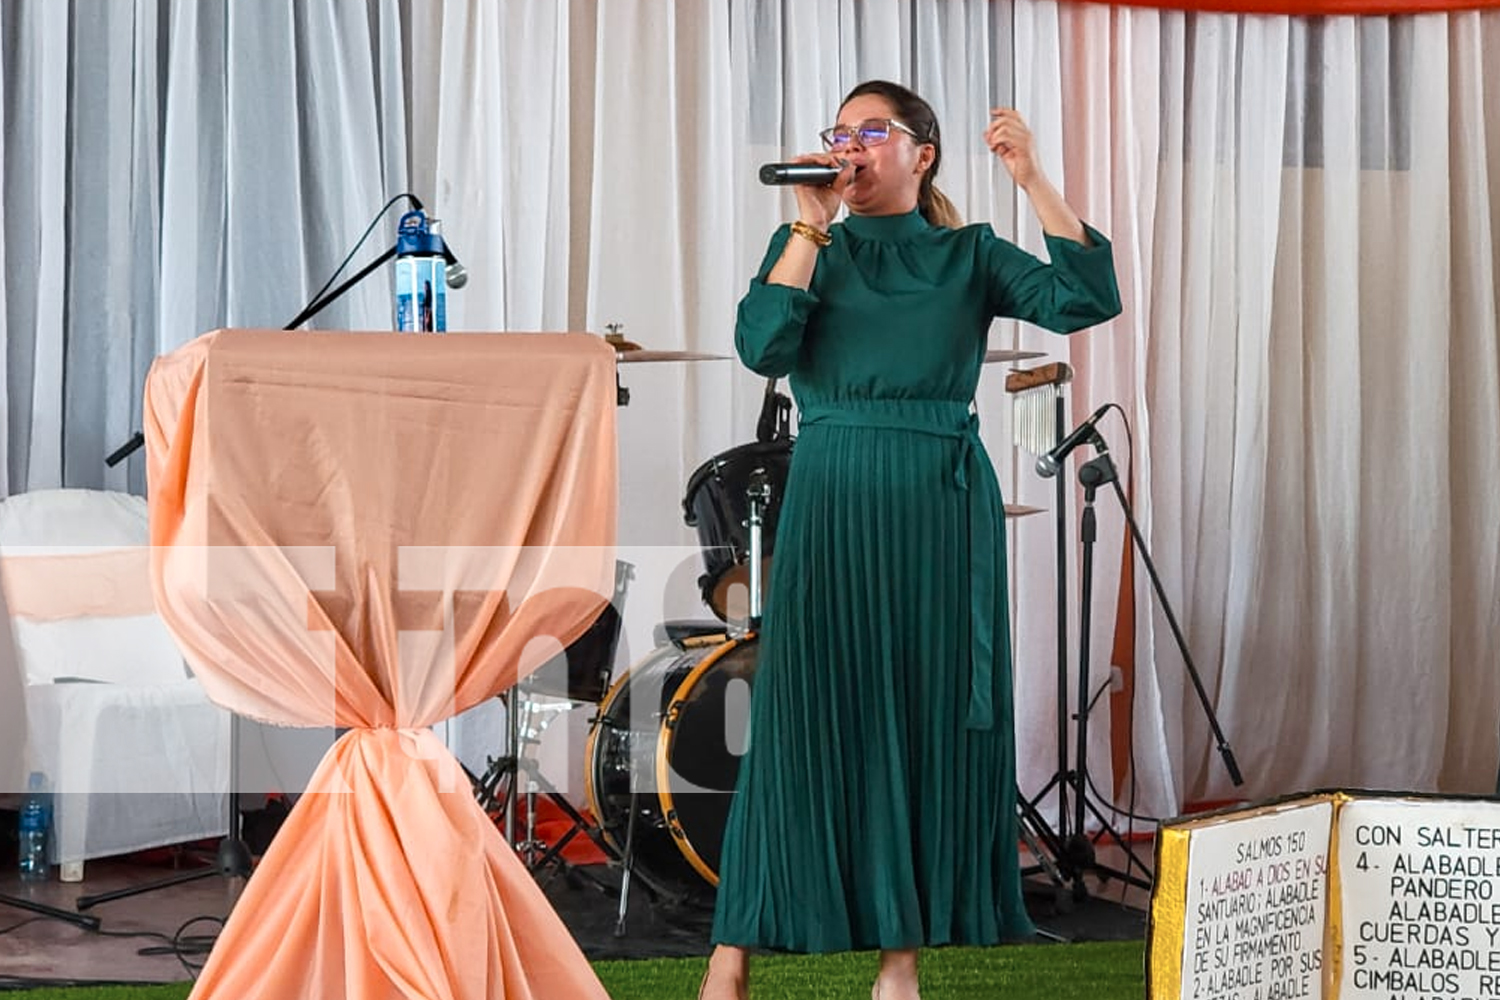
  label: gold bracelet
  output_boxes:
[790,220,832,248]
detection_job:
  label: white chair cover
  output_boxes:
[0,489,230,865]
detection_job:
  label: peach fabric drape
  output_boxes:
[143,329,617,1000]
[0,549,156,621]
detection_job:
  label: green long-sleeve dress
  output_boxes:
[710,208,1121,953]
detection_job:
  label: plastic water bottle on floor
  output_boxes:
[17,771,51,882]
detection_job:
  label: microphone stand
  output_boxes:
[1016,392,1076,908]
[74,705,254,912]
[103,247,398,470]
[1087,449,1243,789]
[0,850,102,930]
[1057,445,1242,898]
[281,246,396,332]
[83,244,405,907]
[107,192,425,469]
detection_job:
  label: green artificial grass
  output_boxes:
[2,939,1145,999]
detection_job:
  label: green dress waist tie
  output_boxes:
[797,401,997,731]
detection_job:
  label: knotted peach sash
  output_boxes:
[144,329,617,1000]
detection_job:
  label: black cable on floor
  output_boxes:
[0,975,180,989]
[162,913,224,977]
[0,895,224,981]
[0,915,45,936]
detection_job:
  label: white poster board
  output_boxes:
[1337,797,1500,1000]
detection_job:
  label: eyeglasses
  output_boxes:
[818,118,921,152]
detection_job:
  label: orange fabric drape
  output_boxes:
[144,329,617,1000]
[1087,0,1497,13]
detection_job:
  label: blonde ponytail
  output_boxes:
[921,183,964,230]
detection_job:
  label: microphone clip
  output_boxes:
[1077,450,1119,492]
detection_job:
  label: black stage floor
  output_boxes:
[0,812,1148,987]
[535,860,1148,962]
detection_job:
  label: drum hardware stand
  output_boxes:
[480,561,635,857]
[745,470,771,631]
[607,746,699,936]
[470,576,686,924]
[467,698,681,931]
[472,691,620,895]
[622,471,769,935]
[612,785,642,936]
[609,470,775,936]
[599,738,701,937]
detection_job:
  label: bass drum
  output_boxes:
[584,633,759,898]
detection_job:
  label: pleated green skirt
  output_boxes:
[711,398,1035,953]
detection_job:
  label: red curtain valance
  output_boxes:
[1087,0,1497,14]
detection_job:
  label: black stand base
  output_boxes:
[77,718,256,914]
[473,755,616,885]
[1020,773,1154,904]
[0,891,101,931]
[74,837,252,912]
[470,748,688,939]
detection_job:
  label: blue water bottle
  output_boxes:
[17,771,51,881]
[393,210,447,332]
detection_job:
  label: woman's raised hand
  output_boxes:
[984,108,1043,191]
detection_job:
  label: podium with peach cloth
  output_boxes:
[143,329,617,1000]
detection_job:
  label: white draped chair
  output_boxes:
[0,488,229,876]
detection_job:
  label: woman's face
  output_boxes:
[833,94,934,217]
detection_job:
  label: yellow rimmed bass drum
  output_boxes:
[583,631,759,898]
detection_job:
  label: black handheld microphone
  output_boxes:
[759,162,844,186]
[1036,404,1111,479]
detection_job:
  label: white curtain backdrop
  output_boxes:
[3,0,1497,830]
[0,0,408,494]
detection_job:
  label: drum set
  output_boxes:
[470,342,792,927]
[473,337,1047,926]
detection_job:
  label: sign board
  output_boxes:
[1150,791,1500,1000]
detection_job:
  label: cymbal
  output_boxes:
[985,349,1048,365]
[1004,504,1046,518]
[617,349,730,363]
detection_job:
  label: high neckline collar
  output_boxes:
[841,208,930,242]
